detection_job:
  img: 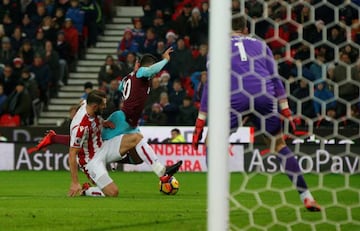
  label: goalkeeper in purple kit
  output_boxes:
[192,16,320,211]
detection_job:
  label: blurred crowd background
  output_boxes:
[0,0,360,130]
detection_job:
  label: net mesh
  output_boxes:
[229,1,360,230]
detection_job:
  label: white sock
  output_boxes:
[300,190,314,203]
[84,186,105,197]
[135,138,165,177]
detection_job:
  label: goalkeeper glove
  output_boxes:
[280,100,297,132]
[192,118,205,150]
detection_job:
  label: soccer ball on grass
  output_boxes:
[159,176,179,195]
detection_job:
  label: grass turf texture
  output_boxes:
[0,171,358,231]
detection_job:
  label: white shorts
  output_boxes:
[85,135,125,189]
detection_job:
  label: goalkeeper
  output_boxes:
[192,15,320,212]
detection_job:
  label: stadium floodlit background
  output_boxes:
[0,0,359,230]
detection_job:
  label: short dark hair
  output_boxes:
[87,90,106,105]
[232,15,247,31]
[140,53,157,66]
[171,128,181,134]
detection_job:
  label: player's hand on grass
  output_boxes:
[163,47,173,61]
[68,182,82,197]
[192,118,205,150]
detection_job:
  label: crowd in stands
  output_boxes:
[0,0,107,125]
[1,0,360,129]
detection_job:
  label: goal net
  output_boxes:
[212,1,360,230]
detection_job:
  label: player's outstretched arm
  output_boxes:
[136,47,174,78]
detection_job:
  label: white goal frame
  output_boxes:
[207,0,231,230]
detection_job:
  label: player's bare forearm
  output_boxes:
[68,147,81,196]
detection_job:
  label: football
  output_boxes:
[159,176,179,195]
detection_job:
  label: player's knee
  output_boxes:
[103,185,119,197]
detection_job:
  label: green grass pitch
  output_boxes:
[0,171,359,231]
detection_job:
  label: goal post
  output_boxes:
[207,0,231,230]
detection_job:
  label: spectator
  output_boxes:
[21,67,39,101]
[52,7,66,31]
[165,30,177,48]
[21,14,37,40]
[0,83,7,115]
[159,91,178,125]
[145,103,167,126]
[80,0,99,48]
[40,16,58,44]
[309,52,326,82]
[327,25,346,45]
[167,37,193,80]
[169,128,185,143]
[63,18,79,69]
[12,57,24,80]
[2,13,16,37]
[139,27,158,55]
[55,30,71,82]
[103,79,122,118]
[0,36,16,65]
[144,76,166,114]
[313,81,337,127]
[289,78,315,119]
[185,7,208,48]
[18,39,34,66]
[120,52,137,77]
[117,28,139,62]
[332,52,359,104]
[191,70,207,107]
[2,81,32,125]
[98,55,122,90]
[159,70,171,91]
[132,17,145,45]
[154,39,166,60]
[140,2,154,30]
[175,3,192,37]
[191,43,208,72]
[30,54,51,110]
[303,20,324,44]
[30,2,48,26]
[341,44,359,64]
[245,0,263,18]
[44,40,60,96]
[169,78,186,107]
[10,26,24,52]
[80,81,93,100]
[65,0,85,36]
[32,28,46,56]
[176,95,198,126]
[0,64,18,95]
[153,16,168,40]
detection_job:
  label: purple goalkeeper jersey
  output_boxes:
[200,35,286,133]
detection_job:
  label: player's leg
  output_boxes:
[102,110,140,140]
[256,96,320,211]
[116,133,183,180]
[85,151,119,197]
[27,130,70,154]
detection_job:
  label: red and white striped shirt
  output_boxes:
[70,103,103,166]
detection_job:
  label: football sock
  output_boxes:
[52,134,70,145]
[84,187,105,197]
[277,146,308,194]
[135,138,165,177]
[300,190,314,203]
